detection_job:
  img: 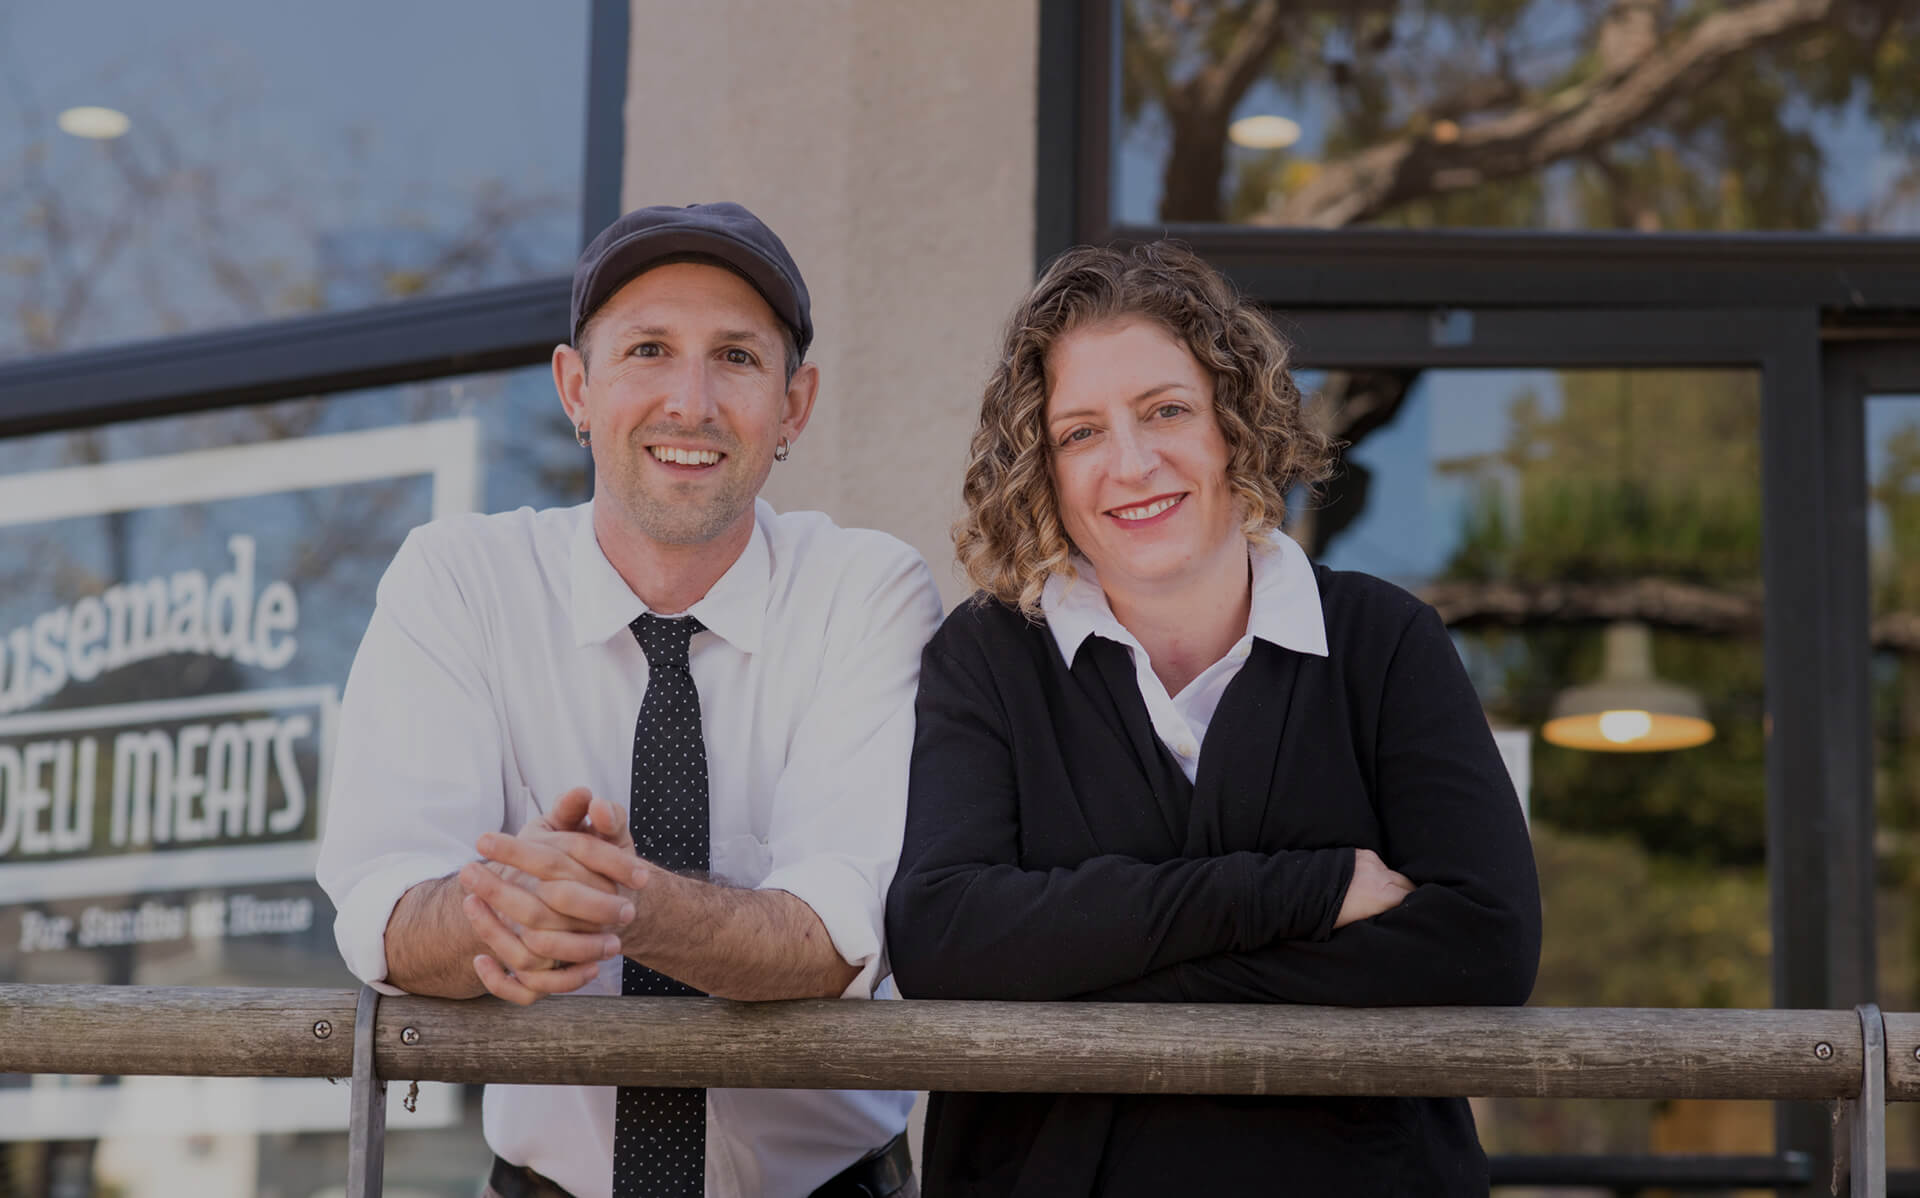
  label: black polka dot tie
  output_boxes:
[614,614,708,1198]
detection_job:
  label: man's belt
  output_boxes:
[488,1132,913,1198]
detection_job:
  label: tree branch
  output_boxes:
[1423,577,1761,633]
[1263,0,1838,227]
[1424,575,1920,654]
[1199,0,1290,115]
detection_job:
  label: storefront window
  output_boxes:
[1291,365,1769,1160]
[1114,0,1920,232]
[0,365,584,1196]
[0,0,589,361]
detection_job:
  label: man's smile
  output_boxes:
[647,445,726,468]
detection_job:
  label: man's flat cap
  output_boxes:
[570,201,812,357]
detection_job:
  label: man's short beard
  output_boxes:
[604,447,758,547]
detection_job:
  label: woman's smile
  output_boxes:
[1105,491,1187,525]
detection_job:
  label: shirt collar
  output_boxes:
[568,498,770,654]
[1040,528,1328,665]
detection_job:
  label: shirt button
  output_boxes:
[1177,740,1197,757]
[1230,644,1251,661]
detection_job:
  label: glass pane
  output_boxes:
[1115,0,1920,232]
[0,367,584,1194]
[0,0,588,362]
[1289,366,1769,1163]
[1869,392,1920,1169]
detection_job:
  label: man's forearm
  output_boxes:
[622,870,858,1001]
[384,874,488,998]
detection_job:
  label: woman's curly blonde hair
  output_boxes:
[955,241,1334,615]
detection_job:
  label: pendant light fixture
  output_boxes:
[1541,621,1714,752]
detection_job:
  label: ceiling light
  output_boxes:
[1540,621,1715,752]
[57,106,130,140]
[1228,115,1302,151]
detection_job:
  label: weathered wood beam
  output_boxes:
[1879,1012,1920,1102]
[0,986,1871,1101]
[0,985,356,1078]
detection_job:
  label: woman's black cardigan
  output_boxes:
[884,566,1542,1198]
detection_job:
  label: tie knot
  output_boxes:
[631,613,703,668]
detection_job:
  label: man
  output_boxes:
[317,202,940,1198]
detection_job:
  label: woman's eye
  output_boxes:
[1062,427,1095,445]
[1154,403,1186,419]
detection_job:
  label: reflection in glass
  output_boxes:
[0,365,582,1195]
[0,0,588,361]
[1116,0,1920,232]
[1869,394,1920,1167]
[1290,367,1768,1161]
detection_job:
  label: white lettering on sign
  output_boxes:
[0,687,335,903]
[0,738,96,857]
[16,893,314,952]
[0,715,310,860]
[102,715,311,851]
[0,535,301,715]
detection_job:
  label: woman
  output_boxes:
[884,243,1541,1196]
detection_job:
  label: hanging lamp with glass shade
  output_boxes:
[1540,621,1714,752]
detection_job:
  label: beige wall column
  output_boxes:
[622,1,1039,608]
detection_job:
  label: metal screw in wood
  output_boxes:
[1815,1041,1834,1060]
[313,1020,332,1040]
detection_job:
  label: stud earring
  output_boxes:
[575,425,591,448]
[774,438,790,462]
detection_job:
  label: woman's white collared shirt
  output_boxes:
[1040,530,1329,781]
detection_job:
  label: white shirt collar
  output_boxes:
[1041,528,1329,666]
[568,498,770,654]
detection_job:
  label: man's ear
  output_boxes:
[781,361,820,444]
[553,343,589,428]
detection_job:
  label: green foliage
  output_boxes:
[1529,823,1770,1009]
[1452,475,1762,585]
[1441,369,1763,586]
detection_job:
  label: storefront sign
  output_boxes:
[0,418,479,1137]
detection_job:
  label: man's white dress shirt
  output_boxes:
[1041,530,1329,782]
[317,498,942,1198]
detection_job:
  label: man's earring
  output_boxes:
[774,437,791,462]
[576,425,591,448]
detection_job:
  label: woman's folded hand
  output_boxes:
[1333,848,1415,929]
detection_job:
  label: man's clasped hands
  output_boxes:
[456,789,652,1006]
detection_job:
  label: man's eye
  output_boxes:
[723,348,755,366]
[633,342,663,358]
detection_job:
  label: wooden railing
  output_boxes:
[0,985,1904,1197]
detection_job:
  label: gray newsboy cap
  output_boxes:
[570,201,812,357]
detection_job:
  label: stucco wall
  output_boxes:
[622,1,1039,608]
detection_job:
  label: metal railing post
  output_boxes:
[1852,1004,1886,1198]
[347,984,387,1198]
